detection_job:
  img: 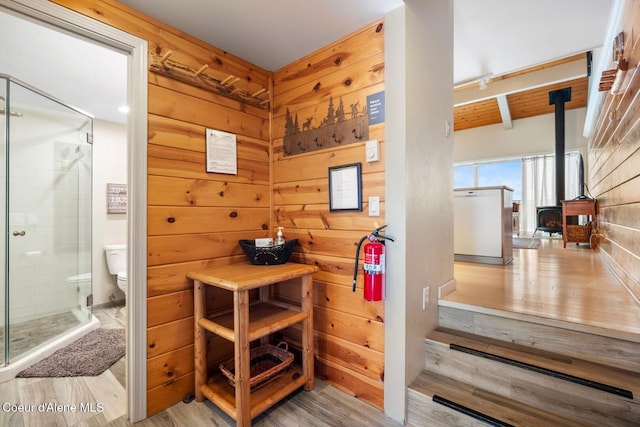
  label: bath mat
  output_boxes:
[16,328,125,378]
[512,237,541,249]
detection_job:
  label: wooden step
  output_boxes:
[425,328,640,426]
[408,370,584,427]
[439,305,640,373]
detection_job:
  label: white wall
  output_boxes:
[454,107,588,163]
[92,119,127,306]
[385,1,454,422]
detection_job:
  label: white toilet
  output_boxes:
[104,244,127,297]
[67,272,92,319]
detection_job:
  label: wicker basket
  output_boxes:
[239,239,298,265]
[219,342,294,390]
[565,223,592,243]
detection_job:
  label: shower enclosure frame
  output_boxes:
[1,72,95,367]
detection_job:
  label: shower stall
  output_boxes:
[1,74,96,374]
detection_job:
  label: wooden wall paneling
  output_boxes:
[313,306,384,353]
[148,206,270,235]
[271,82,386,141]
[273,20,384,94]
[147,290,194,328]
[147,317,194,359]
[147,373,194,417]
[147,256,246,297]
[149,84,268,140]
[273,142,384,184]
[314,356,384,410]
[275,204,385,231]
[148,176,269,208]
[271,120,385,158]
[273,17,386,406]
[148,114,269,163]
[285,229,379,259]
[590,33,640,180]
[599,203,640,228]
[272,53,384,119]
[590,126,640,195]
[281,325,385,382]
[52,0,272,417]
[147,345,195,390]
[147,230,268,266]
[273,170,385,206]
[58,0,384,415]
[588,0,640,303]
[149,74,269,119]
[148,144,270,184]
[273,279,384,322]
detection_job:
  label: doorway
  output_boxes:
[0,0,148,422]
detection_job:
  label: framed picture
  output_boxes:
[328,163,362,212]
[107,183,127,214]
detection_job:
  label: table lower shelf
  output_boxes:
[200,362,309,421]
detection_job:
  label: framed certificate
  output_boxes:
[328,163,362,212]
[206,128,237,175]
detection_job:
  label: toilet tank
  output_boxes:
[104,244,127,275]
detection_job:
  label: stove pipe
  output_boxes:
[549,87,572,206]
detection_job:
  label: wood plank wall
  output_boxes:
[272,20,387,409]
[589,0,640,302]
[52,0,272,416]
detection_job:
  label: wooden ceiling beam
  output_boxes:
[496,94,512,129]
[454,56,588,106]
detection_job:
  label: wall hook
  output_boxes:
[352,128,362,140]
[159,50,173,66]
[194,64,209,77]
[332,132,341,144]
[314,137,322,147]
[298,140,306,152]
[283,143,291,156]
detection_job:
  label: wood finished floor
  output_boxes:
[445,238,640,340]
[5,238,636,426]
[0,306,399,427]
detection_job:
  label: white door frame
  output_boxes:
[0,0,148,421]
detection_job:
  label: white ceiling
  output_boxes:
[0,0,616,124]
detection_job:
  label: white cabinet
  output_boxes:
[454,186,513,265]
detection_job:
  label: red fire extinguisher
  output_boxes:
[353,225,395,301]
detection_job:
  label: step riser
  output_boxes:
[407,389,493,427]
[425,341,640,426]
[439,306,640,373]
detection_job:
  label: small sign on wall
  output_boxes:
[107,183,127,214]
[206,128,237,175]
[367,91,385,125]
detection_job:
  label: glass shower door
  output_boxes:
[6,77,93,363]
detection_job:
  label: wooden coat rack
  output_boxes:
[149,51,270,109]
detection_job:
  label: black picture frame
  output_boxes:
[328,163,362,212]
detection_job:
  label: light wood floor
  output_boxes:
[444,238,640,341]
[0,306,399,427]
[6,239,635,426]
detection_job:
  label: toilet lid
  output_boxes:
[117,271,127,281]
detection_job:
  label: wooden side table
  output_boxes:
[562,199,596,248]
[188,262,318,426]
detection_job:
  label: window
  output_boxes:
[454,159,522,200]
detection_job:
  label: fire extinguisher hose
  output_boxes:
[353,234,370,292]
